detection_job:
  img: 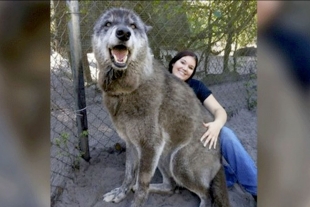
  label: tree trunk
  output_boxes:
[223,29,233,73]
[204,8,213,76]
[52,0,69,58]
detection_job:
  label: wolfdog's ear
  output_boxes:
[145,25,152,33]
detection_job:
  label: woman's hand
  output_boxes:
[200,121,222,149]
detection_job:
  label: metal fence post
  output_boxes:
[67,0,90,162]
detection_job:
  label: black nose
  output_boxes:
[116,26,131,41]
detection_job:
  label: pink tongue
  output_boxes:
[112,48,127,61]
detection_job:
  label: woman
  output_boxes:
[168,50,257,201]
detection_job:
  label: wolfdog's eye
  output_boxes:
[105,22,111,27]
[130,24,137,29]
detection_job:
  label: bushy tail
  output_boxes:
[210,165,230,207]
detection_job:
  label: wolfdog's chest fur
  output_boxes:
[102,64,207,150]
[102,67,164,136]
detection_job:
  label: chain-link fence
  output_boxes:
[50,0,257,205]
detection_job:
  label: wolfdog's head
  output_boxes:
[92,8,152,71]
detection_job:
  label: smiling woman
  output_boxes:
[168,50,198,81]
[171,56,196,81]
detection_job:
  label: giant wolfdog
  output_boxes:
[92,7,230,207]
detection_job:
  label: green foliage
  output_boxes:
[54,132,84,171]
[183,0,257,52]
[213,10,222,18]
[81,1,253,59]
[52,0,256,58]
[51,0,257,83]
[81,130,88,137]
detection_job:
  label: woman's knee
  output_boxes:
[220,127,235,141]
[220,126,243,146]
[221,126,233,134]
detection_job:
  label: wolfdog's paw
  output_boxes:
[103,187,126,203]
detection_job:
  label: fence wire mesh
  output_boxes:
[50,0,257,205]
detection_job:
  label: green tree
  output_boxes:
[183,0,256,74]
[51,1,257,82]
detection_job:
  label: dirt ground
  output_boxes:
[53,108,257,207]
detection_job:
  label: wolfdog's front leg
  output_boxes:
[131,140,164,207]
[103,142,138,203]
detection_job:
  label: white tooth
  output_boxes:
[113,54,117,61]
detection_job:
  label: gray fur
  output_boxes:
[92,7,230,207]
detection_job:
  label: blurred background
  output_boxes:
[258,1,310,207]
[0,1,50,207]
[0,1,309,207]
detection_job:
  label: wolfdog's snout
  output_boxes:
[116,26,131,41]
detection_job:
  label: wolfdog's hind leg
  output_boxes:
[186,184,211,207]
[198,196,212,207]
[149,157,176,194]
[209,165,231,207]
[149,183,175,194]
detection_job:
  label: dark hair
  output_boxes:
[168,50,198,81]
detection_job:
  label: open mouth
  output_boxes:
[110,45,130,69]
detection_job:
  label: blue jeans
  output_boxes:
[220,126,257,196]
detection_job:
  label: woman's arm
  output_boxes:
[200,94,227,149]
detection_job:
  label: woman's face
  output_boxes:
[172,56,196,81]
